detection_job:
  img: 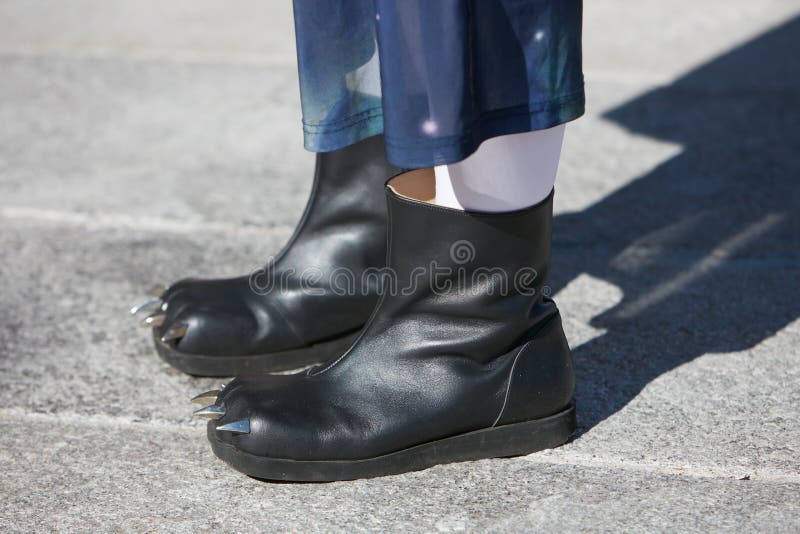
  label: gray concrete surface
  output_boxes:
[1,1,799,531]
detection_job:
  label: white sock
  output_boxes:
[434,125,565,212]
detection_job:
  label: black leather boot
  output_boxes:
[131,135,401,376]
[196,169,576,481]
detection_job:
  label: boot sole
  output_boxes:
[208,403,576,482]
[152,329,360,377]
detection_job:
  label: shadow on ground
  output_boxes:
[552,17,800,433]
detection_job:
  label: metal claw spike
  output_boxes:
[216,420,250,434]
[129,296,161,315]
[193,404,225,420]
[160,323,188,343]
[147,284,166,298]
[190,390,221,405]
[139,313,166,328]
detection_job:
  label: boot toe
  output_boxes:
[168,310,256,354]
[154,277,306,356]
[208,375,302,457]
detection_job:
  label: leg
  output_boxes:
[195,0,584,480]
[434,125,566,212]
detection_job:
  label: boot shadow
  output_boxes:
[551,16,800,433]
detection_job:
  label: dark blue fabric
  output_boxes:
[293,0,584,168]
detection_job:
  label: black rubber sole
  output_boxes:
[152,329,360,377]
[208,404,576,482]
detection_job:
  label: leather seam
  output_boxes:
[308,191,396,377]
[267,156,321,267]
[492,342,530,428]
[262,298,307,347]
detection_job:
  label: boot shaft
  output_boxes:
[366,170,557,362]
[276,134,402,274]
[307,134,402,237]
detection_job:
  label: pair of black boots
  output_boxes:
[133,135,575,481]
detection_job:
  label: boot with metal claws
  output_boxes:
[197,170,576,481]
[131,135,401,376]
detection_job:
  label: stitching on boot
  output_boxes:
[308,198,397,377]
[492,341,531,427]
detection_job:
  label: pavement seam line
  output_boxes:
[0,205,295,236]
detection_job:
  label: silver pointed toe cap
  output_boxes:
[216,420,250,434]
[160,323,188,343]
[193,404,225,420]
[139,313,166,328]
[190,390,221,405]
[130,296,161,315]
